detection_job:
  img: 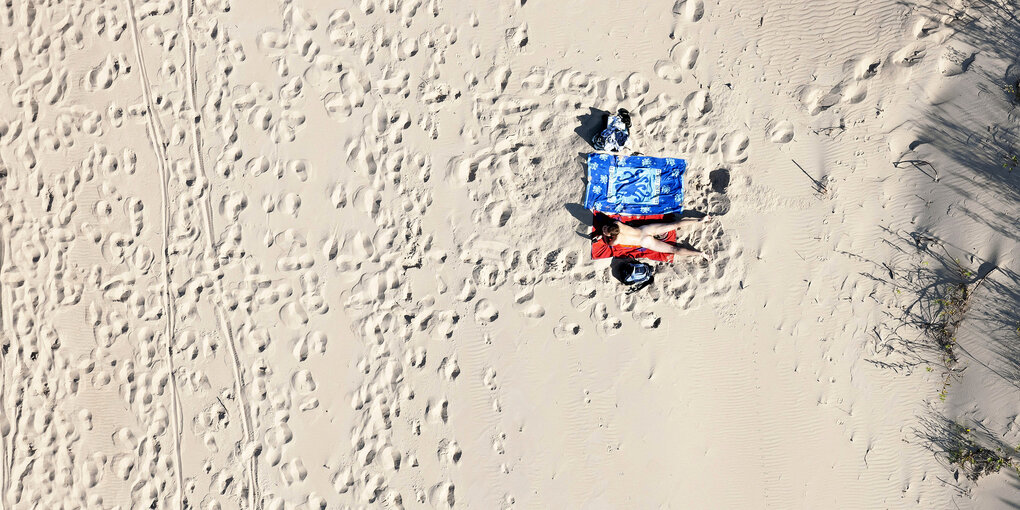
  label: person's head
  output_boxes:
[601,223,620,240]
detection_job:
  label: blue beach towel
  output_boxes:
[583,153,686,215]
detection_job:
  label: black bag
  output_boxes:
[618,108,632,128]
[621,260,654,294]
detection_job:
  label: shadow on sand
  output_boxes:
[857,228,1017,379]
[896,0,1020,241]
[574,107,609,149]
[915,412,1019,486]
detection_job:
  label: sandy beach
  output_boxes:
[0,0,1018,508]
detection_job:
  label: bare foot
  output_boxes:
[683,246,711,263]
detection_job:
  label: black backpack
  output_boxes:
[621,260,654,294]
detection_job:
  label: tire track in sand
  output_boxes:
[180,0,217,241]
[122,1,184,508]
[126,0,263,507]
[0,221,11,509]
[176,0,262,505]
[185,0,265,505]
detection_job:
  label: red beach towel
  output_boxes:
[590,212,676,262]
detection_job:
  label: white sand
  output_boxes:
[0,0,1018,508]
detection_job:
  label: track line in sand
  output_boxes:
[179,57,263,510]
[0,224,10,509]
[216,307,262,509]
[180,0,218,242]
[128,1,262,507]
[123,1,185,507]
[178,0,261,504]
[177,1,263,507]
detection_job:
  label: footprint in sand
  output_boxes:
[765,119,794,144]
[506,23,529,49]
[86,53,130,90]
[474,298,499,323]
[438,356,461,381]
[625,73,651,97]
[912,16,941,39]
[893,43,926,67]
[938,46,974,76]
[685,90,713,121]
[655,42,699,82]
[429,482,456,509]
[553,318,582,340]
[674,0,705,22]
[634,310,662,329]
[678,45,700,69]
[842,82,868,104]
[654,60,684,83]
[694,129,717,153]
[720,131,749,163]
[483,368,498,391]
[328,9,359,47]
[513,287,546,318]
[438,438,463,465]
[591,302,623,335]
[799,85,843,115]
[854,58,882,80]
[324,70,371,120]
[484,200,512,227]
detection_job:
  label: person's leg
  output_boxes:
[638,236,710,260]
[639,236,705,258]
[674,246,709,260]
[638,221,685,237]
[638,215,712,237]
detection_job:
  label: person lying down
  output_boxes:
[592,215,711,261]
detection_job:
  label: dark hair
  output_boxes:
[591,221,620,243]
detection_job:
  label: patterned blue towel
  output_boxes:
[583,153,686,215]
